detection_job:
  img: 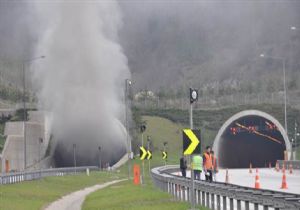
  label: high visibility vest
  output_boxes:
[204,152,213,170]
[212,156,218,170]
[192,155,203,171]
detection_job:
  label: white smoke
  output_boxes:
[32,1,130,165]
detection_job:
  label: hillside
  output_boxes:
[132,104,300,160]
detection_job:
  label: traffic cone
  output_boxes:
[225,169,229,184]
[249,163,252,174]
[254,168,260,189]
[281,170,288,189]
[282,162,286,173]
[289,164,293,174]
[275,162,279,172]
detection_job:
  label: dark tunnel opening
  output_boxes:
[53,141,126,168]
[218,115,286,168]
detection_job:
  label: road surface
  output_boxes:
[182,168,300,194]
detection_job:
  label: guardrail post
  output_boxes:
[197,190,201,204]
[187,187,190,201]
[211,193,215,210]
[245,201,250,210]
[254,203,259,210]
[202,191,205,206]
[206,192,210,208]
[230,198,234,210]
[237,200,241,210]
[263,205,268,210]
[217,194,221,210]
[182,186,186,201]
[223,196,227,210]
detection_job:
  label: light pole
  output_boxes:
[125,78,132,179]
[39,138,43,178]
[260,54,288,134]
[98,146,101,170]
[294,121,300,160]
[23,55,45,171]
[73,143,77,174]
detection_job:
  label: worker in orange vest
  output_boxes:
[211,150,218,181]
[203,146,213,182]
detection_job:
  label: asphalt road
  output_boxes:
[184,168,300,195]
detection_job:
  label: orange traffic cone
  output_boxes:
[281,170,288,189]
[249,163,252,174]
[282,162,286,173]
[275,162,279,172]
[254,168,260,189]
[225,169,229,184]
[289,164,293,174]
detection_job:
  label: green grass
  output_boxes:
[137,116,183,164]
[0,171,124,210]
[83,180,208,210]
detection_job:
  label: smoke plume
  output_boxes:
[33,1,130,166]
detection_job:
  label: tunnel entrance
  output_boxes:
[213,110,290,168]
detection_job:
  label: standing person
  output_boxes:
[180,154,187,177]
[192,154,203,180]
[211,150,218,181]
[203,146,213,182]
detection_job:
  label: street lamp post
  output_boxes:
[23,55,45,171]
[39,138,43,178]
[260,54,288,134]
[294,121,300,160]
[98,146,101,170]
[125,79,132,179]
[73,143,77,174]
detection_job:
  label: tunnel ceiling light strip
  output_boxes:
[235,123,282,144]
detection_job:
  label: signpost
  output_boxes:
[140,124,146,177]
[186,87,198,209]
[163,142,168,165]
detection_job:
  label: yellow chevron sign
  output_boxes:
[140,146,147,160]
[147,150,152,160]
[162,151,167,159]
[183,129,201,155]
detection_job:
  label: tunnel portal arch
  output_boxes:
[213,110,291,168]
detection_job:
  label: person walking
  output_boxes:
[192,154,203,180]
[211,150,218,181]
[180,154,187,177]
[203,146,213,182]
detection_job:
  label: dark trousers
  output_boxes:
[194,170,201,180]
[205,170,213,182]
[181,168,186,177]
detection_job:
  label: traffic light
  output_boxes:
[190,88,198,104]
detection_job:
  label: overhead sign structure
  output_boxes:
[140,146,147,160]
[162,151,167,159]
[147,150,152,160]
[183,129,201,155]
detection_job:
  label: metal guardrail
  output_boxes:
[151,165,300,210]
[0,166,99,185]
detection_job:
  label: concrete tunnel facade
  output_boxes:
[213,110,291,168]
